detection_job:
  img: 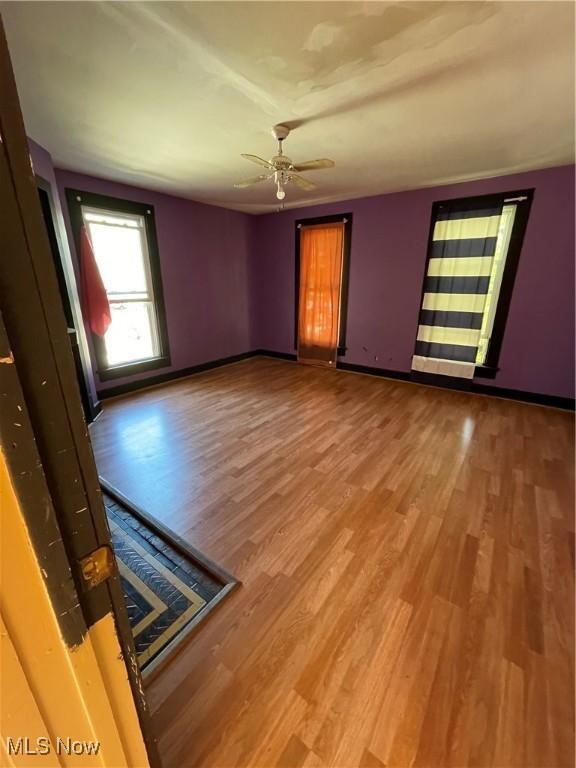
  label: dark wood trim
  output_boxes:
[338,216,353,356]
[37,177,74,325]
[97,344,573,411]
[294,213,353,356]
[415,189,534,375]
[36,176,100,423]
[337,361,574,411]
[434,190,533,213]
[64,187,171,381]
[98,349,303,399]
[256,349,298,362]
[2,92,109,625]
[97,354,171,381]
[98,350,258,399]
[0,311,86,645]
[473,364,499,380]
[472,382,574,411]
[337,361,411,382]
[482,191,533,369]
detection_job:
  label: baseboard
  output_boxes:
[471,383,575,411]
[254,349,298,361]
[337,361,411,382]
[91,399,103,420]
[99,349,298,399]
[97,349,574,411]
[338,360,574,411]
[98,350,258,399]
[411,370,473,391]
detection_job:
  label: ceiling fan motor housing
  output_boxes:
[272,123,290,142]
[235,123,333,196]
[272,155,292,170]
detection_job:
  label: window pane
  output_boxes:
[84,210,139,228]
[86,217,149,295]
[104,302,158,366]
[80,204,166,370]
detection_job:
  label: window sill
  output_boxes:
[474,365,499,380]
[98,355,171,381]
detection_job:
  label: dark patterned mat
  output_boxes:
[103,492,227,671]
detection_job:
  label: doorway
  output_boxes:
[35,183,239,678]
[295,214,352,367]
[36,177,99,423]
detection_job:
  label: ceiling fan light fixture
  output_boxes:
[235,124,335,203]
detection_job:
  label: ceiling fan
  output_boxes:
[234,124,335,201]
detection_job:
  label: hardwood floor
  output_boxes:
[90,357,575,768]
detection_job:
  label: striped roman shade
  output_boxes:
[412,202,504,379]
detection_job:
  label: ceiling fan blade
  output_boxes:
[241,153,275,169]
[234,173,273,188]
[289,174,317,191]
[291,159,335,172]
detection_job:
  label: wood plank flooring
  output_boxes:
[90,357,575,768]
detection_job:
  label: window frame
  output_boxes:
[294,213,353,357]
[417,189,534,379]
[66,189,171,381]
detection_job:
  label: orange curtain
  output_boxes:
[298,223,345,367]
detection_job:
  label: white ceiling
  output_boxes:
[2,1,574,214]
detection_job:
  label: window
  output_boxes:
[66,190,170,380]
[295,214,352,362]
[413,190,533,379]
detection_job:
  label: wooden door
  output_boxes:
[0,16,158,766]
[297,222,345,367]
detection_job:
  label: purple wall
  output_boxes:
[55,170,255,391]
[252,165,575,399]
[29,137,57,190]
[28,134,575,401]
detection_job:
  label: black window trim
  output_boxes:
[294,212,353,357]
[65,188,171,381]
[417,189,534,379]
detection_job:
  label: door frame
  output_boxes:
[36,174,101,423]
[0,17,159,766]
[294,212,353,358]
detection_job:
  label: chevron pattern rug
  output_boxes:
[104,492,224,671]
